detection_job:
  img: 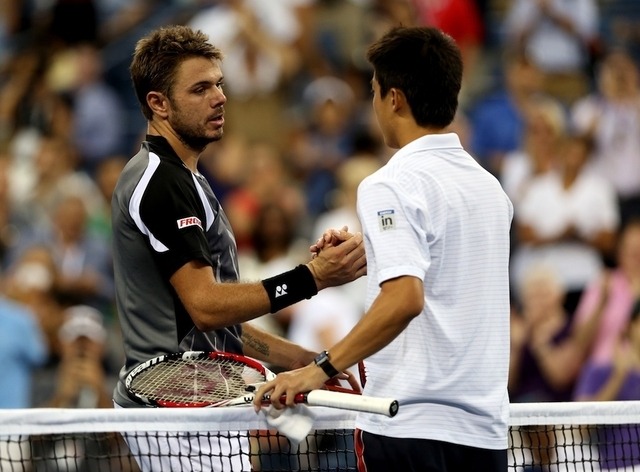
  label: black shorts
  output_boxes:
[355,429,507,472]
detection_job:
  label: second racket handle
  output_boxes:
[304,390,399,417]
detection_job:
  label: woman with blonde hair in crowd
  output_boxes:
[500,95,566,207]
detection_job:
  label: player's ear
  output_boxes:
[147,91,169,118]
[389,88,405,112]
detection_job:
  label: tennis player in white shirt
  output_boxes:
[254,25,514,472]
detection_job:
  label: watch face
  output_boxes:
[315,351,328,365]
[314,351,339,377]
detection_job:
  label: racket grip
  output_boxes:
[304,390,399,417]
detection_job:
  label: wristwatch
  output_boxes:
[314,350,340,378]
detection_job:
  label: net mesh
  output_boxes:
[2,402,640,471]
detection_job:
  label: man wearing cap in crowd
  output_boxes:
[46,305,112,408]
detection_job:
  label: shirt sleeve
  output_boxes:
[357,177,430,286]
[139,172,212,278]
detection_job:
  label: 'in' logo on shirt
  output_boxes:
[377,210,395,231]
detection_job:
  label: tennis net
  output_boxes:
[1,401,640,471]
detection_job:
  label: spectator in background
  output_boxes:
[0,50,78,224]
[11,134,103,235]
[571,218,640,366]
[502,0,600,105]
[45,305,113,409]
[469,51,544,176]
[575,299,640,403]
[2,244,64,366]
[0,47,73,146]
[0,48,46,142]
[223,139,306,253]
[0,150,43,271]
[287,75,360,218]
[511,130,619,316]
[7,192,114,319]
[510,265,608,403]
[45,194,114,313]
[188,0,310,150]
[0,290,47,408]
[500,95,565,208]
[67,43,127,176]
[573,300,640,470]
[571,49,640,228]
[307,0,371,76]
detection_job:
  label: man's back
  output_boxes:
[355,133,513,449]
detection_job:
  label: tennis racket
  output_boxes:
[358,360,368,387]
[125,351,398,417]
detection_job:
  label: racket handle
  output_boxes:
[303,390,399,417]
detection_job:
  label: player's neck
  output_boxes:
[148,123,200,172]
[395,120,450,148]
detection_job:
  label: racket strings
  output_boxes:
[131,358,262,404]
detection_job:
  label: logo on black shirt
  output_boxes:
[177,216,203,230]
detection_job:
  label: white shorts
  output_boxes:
[114,402,252,472]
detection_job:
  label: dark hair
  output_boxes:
[130,25,223,120]
[631,299,640,322]
[366,26,463,128]
[251,203,295,262]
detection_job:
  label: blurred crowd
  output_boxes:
[0,0,639,426]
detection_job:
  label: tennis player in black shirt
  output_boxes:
[111,24,365,471]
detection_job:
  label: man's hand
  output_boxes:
[310,226,352,258]
[253,363,361,411]
[307,230,366,290]
[54,356,105,405]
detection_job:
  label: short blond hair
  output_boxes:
[526,95,567,138]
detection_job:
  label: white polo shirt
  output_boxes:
[354,133,513,450]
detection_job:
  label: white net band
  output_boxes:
[2,401,640,471]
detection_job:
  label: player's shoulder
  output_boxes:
[115,146,193,207]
